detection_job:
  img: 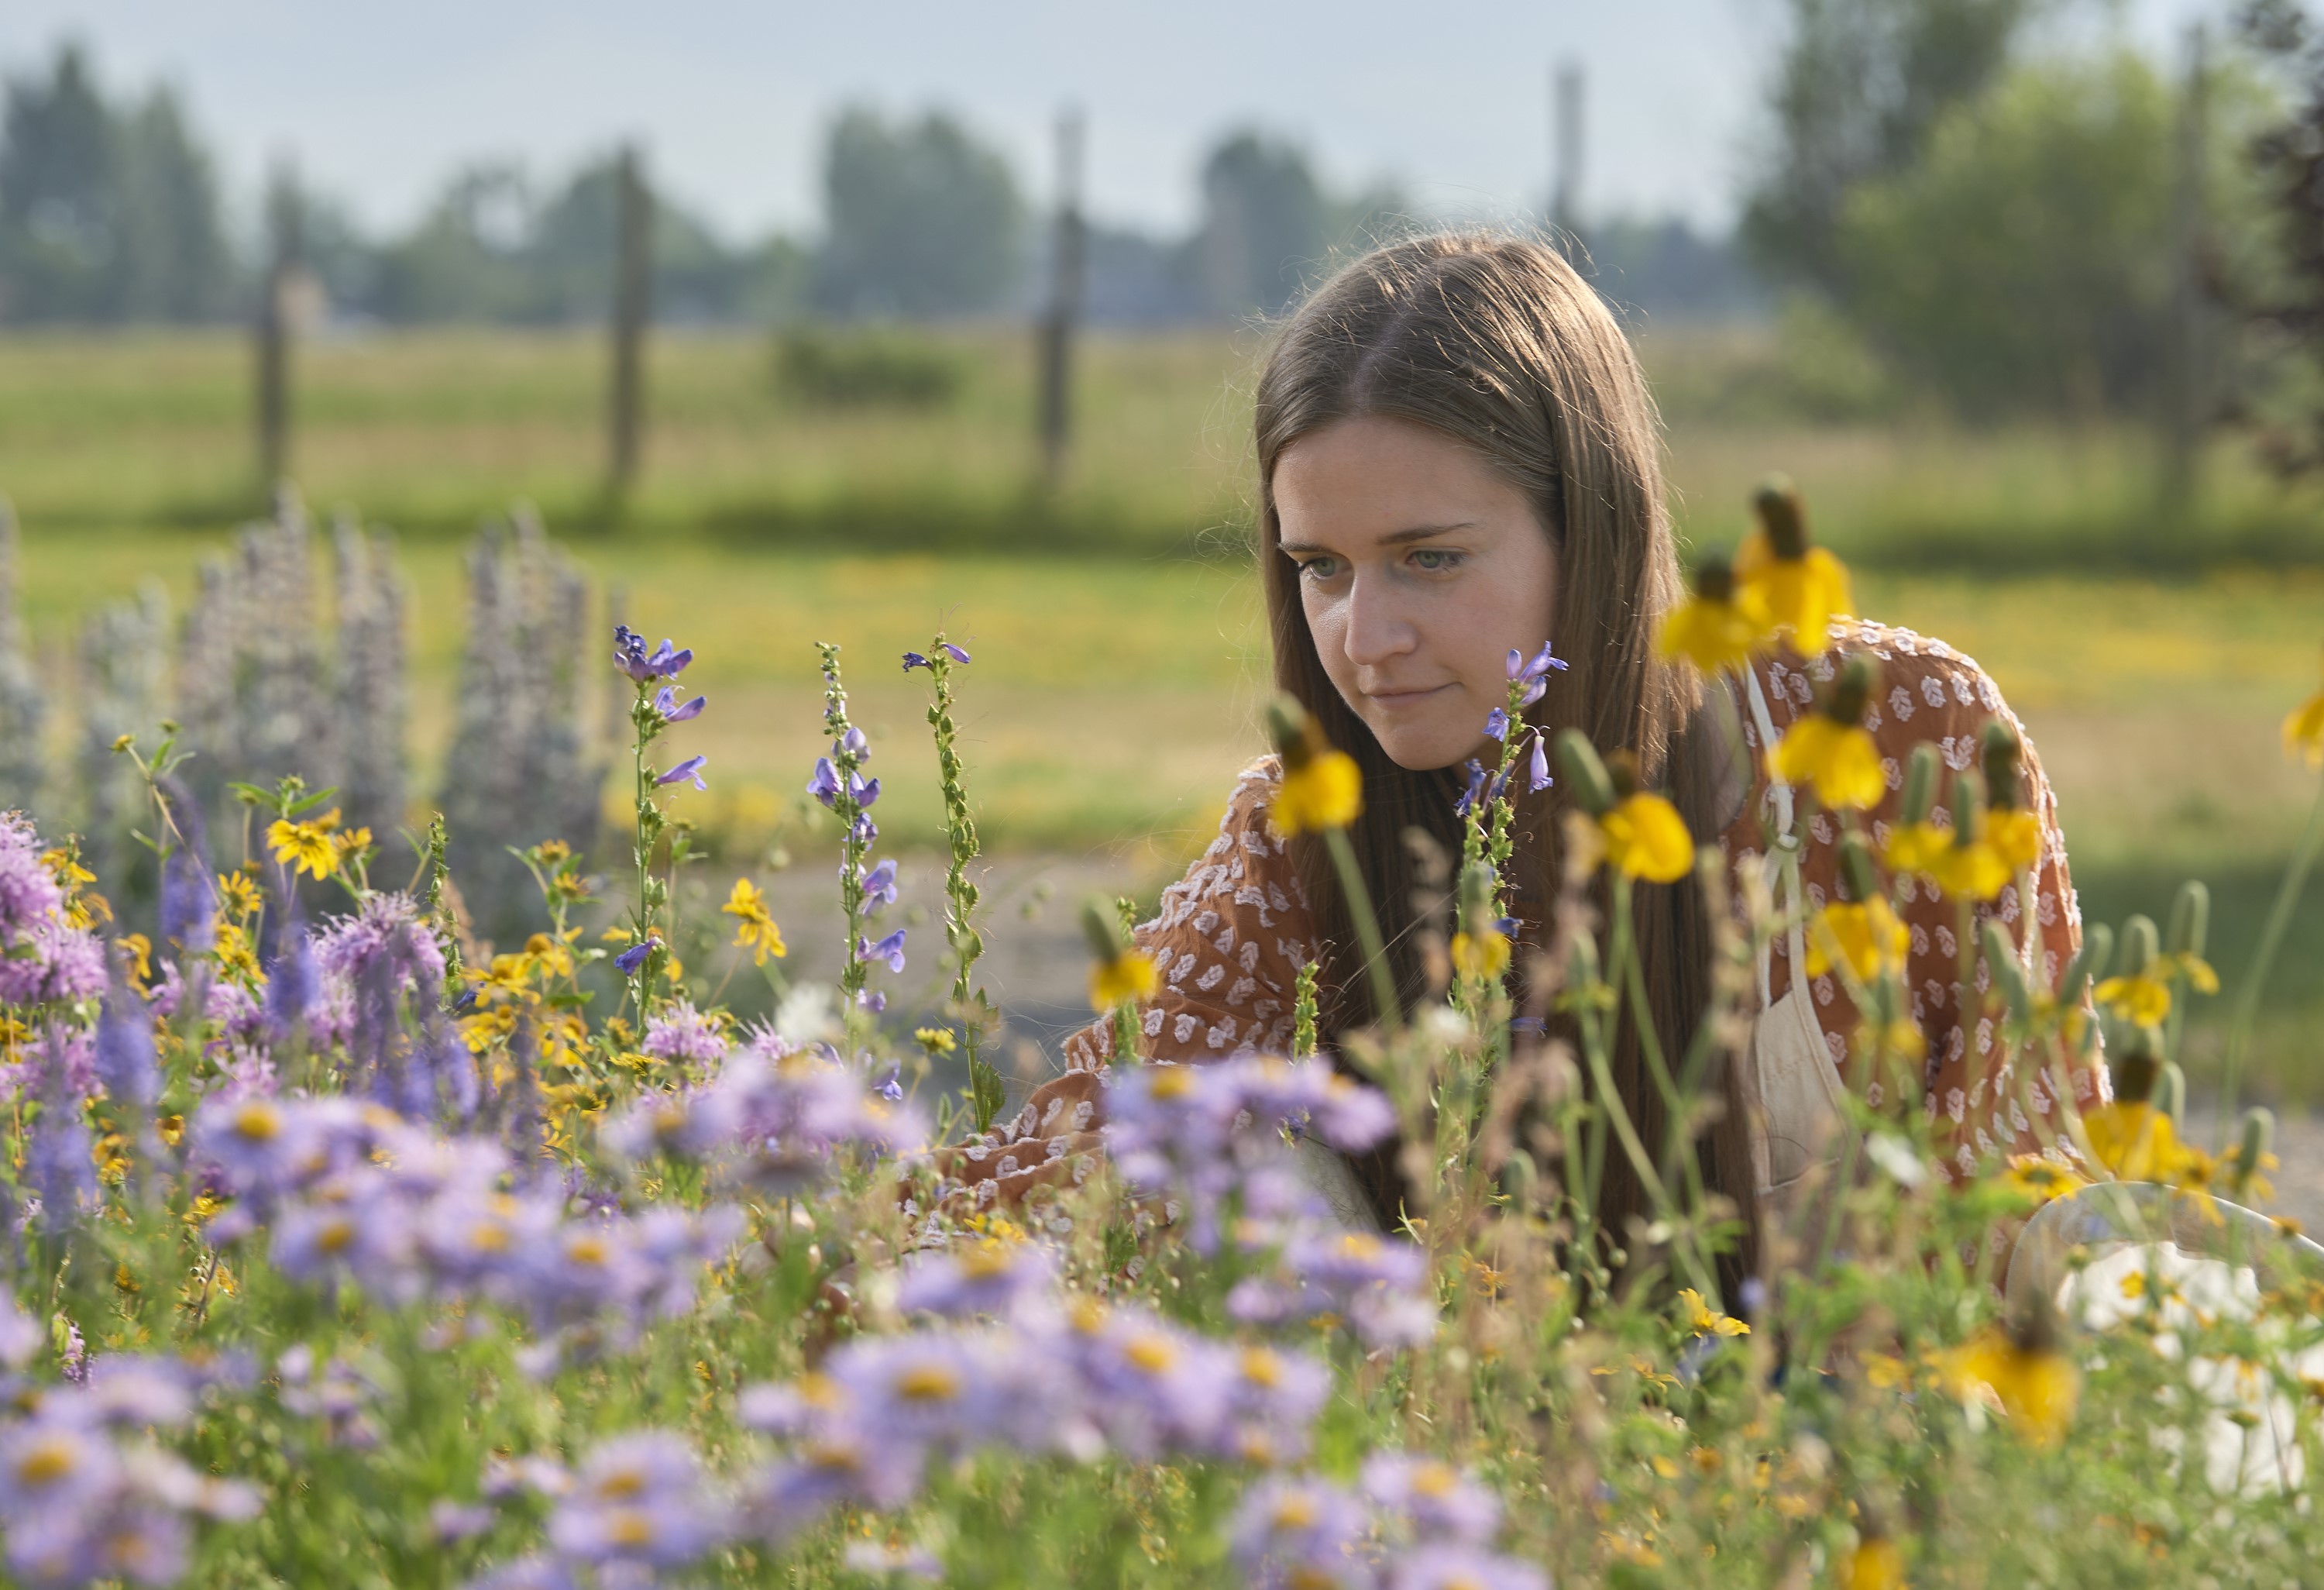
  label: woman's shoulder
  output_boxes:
[1748,617,2018,760]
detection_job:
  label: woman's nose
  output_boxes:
[1341,572,1417,669]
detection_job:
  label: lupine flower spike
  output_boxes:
[1733,476,1852,656]
[1770,652,1885,811]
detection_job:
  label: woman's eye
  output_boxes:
[1298,556,1342,581]
[1410,548,1462,572]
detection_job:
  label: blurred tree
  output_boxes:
[2226,0,2324,475]
[1188,129,1411,318]
[816,107,1026,318]
[1743,0,2047,297]
[0,42,232,323]
[1837,53,2178,416]
[373,163,540,323]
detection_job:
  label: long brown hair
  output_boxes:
[1253,232,1748,1275]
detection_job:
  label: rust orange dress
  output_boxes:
[927,619,2105,1221]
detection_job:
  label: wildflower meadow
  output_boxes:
[0,475,2316,1590]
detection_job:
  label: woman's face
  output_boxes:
[1274,415,1558,772]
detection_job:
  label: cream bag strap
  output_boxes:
[1741,667,1853,1230]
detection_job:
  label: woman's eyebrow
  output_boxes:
[1279,521,1480,556]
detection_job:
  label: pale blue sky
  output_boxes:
[0,0,2228,240]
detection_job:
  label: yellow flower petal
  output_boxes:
[2092,973,2171,1029]
[1883,820,1951,876]
[1769,715,1885,811]
[1449,929,1512,980]
[1929,838,2012,903]
[1597,792,1694,883]
[1987,807,2041,874]
[1944,1328,2078,1449]
[1089,949,1160,1012]
[1270,750,1363,838]
[1803,897,1908,983]
[2285,689,2324,768]
[1734,534,1854,657]
[1657,590,1772,676]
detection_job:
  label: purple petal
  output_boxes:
[655,687,706,724]
[808,758,841,807]
[940,642,971,664]
[657,755,708,790]
[1524,642,1568,678]
[1505,648,1525,679]
[1527,732,1552,793]
[1483,708,1509,742]
[901,652,932,672]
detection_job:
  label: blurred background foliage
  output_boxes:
[8,0,2324,1102]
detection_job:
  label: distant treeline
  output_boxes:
[0,42,1764,332]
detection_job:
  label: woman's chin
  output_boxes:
[1370,733,1474,774]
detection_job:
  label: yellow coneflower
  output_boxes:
[1883,820,1951,877]
[2092,970,2171,1029]
[1733,478,1854,658]
[1944,1310,2078,1450]
[1082,897,1160,1013]
[1449,928,1512,980]
[2284,645,2324,766]
[1599,791,1696,883]
[1658,552,1773,676]
[1266,697,1363,837]
[1804,897,1909,984]
[1771,655,1885,811]
[1842,1535,1904,1590]
[720,877,788,965]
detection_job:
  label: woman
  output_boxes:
[935,233,2099,1258]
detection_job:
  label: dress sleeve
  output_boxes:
[913,758,1321,1222]
[1732,621,2102,1180]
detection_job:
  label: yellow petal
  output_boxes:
[1599,793,1694,883]
[1270,751,1364,837]
[1770,716,1886,811]
[2284,690,2324,767]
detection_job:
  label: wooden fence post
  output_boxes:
[1550,60,1585,259]
[608,144,653,503]
[1037,107,1086,488]
[255,161,300,494]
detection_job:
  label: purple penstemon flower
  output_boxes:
[849,772,880,807]
[900,652,930,672]
[860,859,899,913]
[808,758,841,808]
[1526,729,1552,793]
[1482,707,1509,742]
[653,686,706,724]
[614,625,694,683]
[1505,640,1569,707]
[655,755,707,791]
[614,937,660,977]
[861,930,906,974]
[1452,759,1489,818]
[841,726,868,759]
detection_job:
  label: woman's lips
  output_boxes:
[1364,683,1454,710]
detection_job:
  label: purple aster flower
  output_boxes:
[465,1554,579,1590]
[430,1499,497,1544]
[653,686,706,724]
[742,1437,923,1543]
[1483,707,1509,742]
[0,1301,41,1370]
[656,755,708,791]
[860,859,899,914]
[1056,1305,1234,1458]
[822,1333,1006,1456]
[1229,1475,1376,1590]
[642,1000,727,1068]
[81,1358,198,1429]
[1218,1342,1333,1466]
[895,1240,1058,1321]
[0,1416,120,1524]
[1362,1454,1503,1545]
[545,1432,728,1571]
[0,813,63,940]
[900,652,932,672]
[1384,1544,1546,1590]
[613,937,658,977]
[1526,730,1552,794]
[313,892,446,1001]
[860,929,906,974]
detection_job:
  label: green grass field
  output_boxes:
[2,324,2322,1097]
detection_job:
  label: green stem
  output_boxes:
[2219,780,2324,1144]
[1325,826,1401,1032]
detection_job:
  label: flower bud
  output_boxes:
[1080,897,1128,965]
[1837,832,1880,904]
[2118,914,2160,979]
[1753,475,1808,560]
[2059,922,2111,1010]
[2111,1026,2160,1104]
[1899,744,1941,827]
[1948,759,1985,841]
[1980,721,2023,812]
[1820,652,1877,727]
[2167,879,2210,961]
[2233,1106,2276,1189]
[1265,695,1326,772]
[1982,921,2031,1024]
[1690,551,1737,604]
[1552,730,1616,817]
